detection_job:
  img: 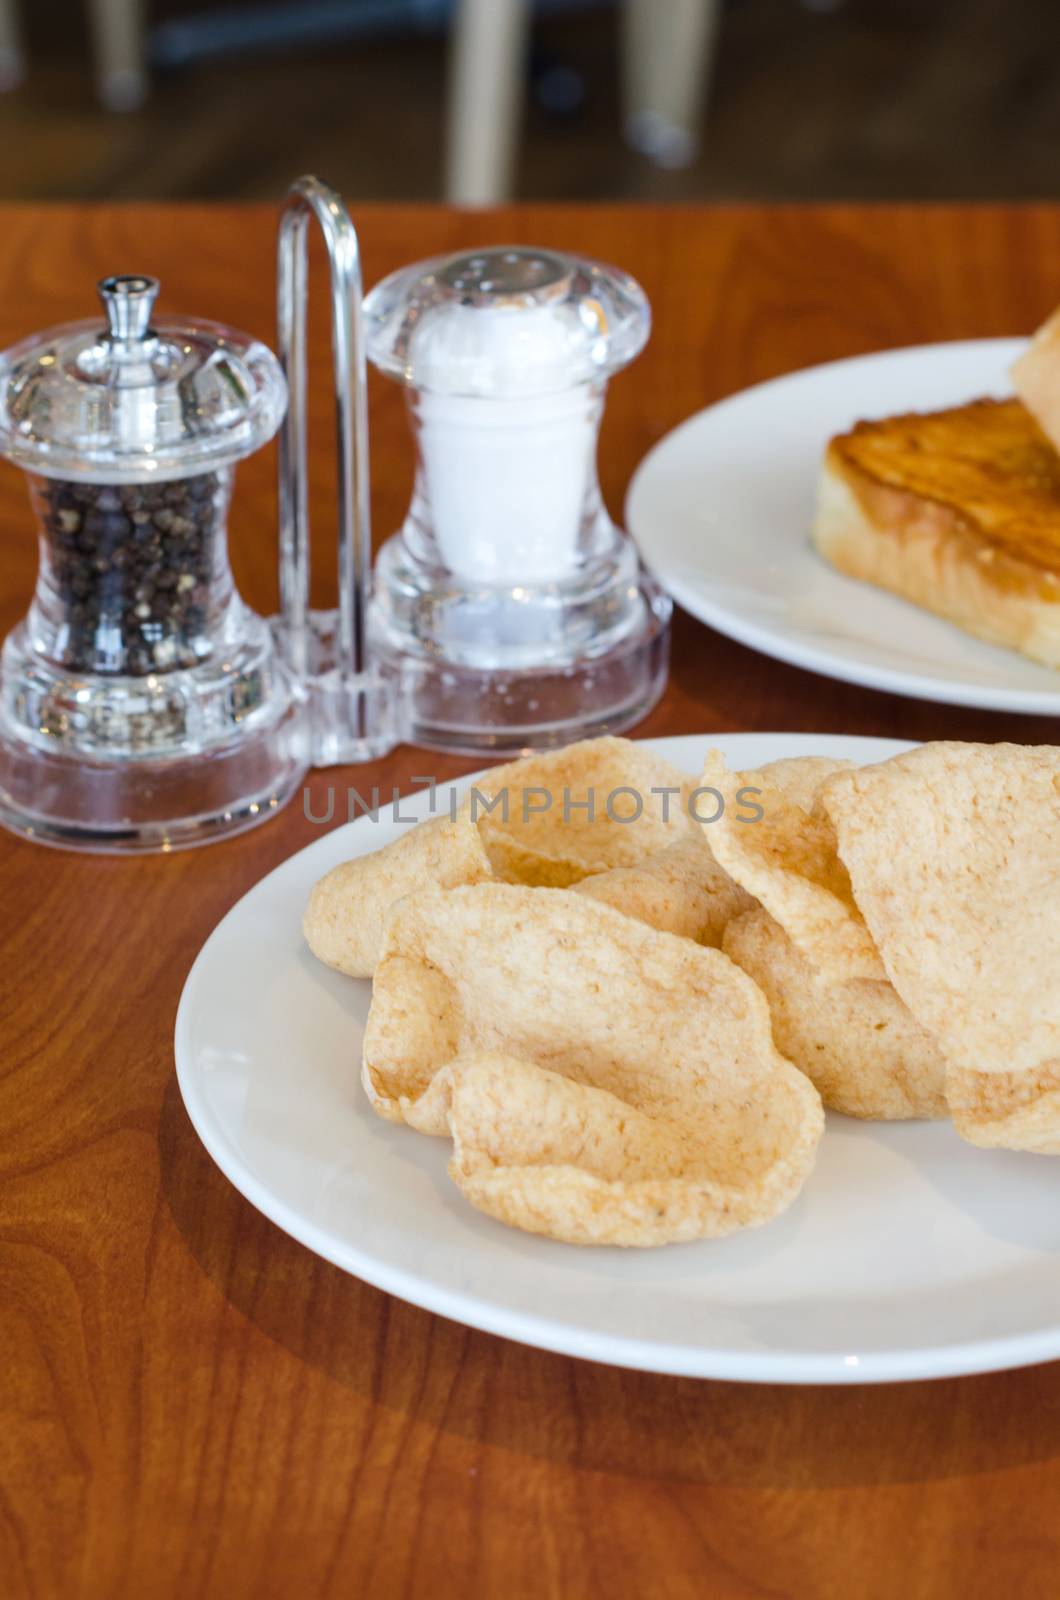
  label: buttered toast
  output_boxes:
[812,397,1060,669]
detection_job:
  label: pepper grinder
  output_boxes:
[0,274,301,850]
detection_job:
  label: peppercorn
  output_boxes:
[38,470,225,675]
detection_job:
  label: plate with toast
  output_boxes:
[628,328,1060,712]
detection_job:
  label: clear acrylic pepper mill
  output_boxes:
[0,273,303,850]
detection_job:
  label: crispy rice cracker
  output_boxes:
[303,808,492,978]
[570,755,856,946]
[752,755,855,812]
[304,737,694,977]
[362,883,823,1245]
[822,742,1060,1151]
[724,907,947,1120]
[474,737,693,886]
[573,831,754,945]
[700,750,885,983]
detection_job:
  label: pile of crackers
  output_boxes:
[305,738,1060,1247]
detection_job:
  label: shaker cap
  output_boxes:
[0,275,287,483]
[363,246,650,397]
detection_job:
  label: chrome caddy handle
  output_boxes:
[276,174,394,765]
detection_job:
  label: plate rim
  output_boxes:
[174,731,1060,1385]
[626,336,1060,716]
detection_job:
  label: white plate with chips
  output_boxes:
[627,338,1060,715]
[175,732,1060,1384]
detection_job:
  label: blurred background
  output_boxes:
[0,0,1057,204]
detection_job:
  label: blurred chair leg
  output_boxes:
[446,0,530,206]
[0,0,25,92]
[88,0,148,111]
[623,0,722,169]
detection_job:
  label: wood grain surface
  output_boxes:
[4,203,1060,1600]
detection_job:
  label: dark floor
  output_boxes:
[4,0,1060,202]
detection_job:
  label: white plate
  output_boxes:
[175,733,1060,1385]
[627,339,1060,714]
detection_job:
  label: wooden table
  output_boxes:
[4,203,1060,1600]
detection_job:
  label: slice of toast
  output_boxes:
[812,397,1060,669]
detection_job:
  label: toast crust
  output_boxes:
[813,398,1060,669]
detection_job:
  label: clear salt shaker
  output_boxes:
[363,246,671,755]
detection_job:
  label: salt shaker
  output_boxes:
[0,274,302,850]
[363,246,671,754]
